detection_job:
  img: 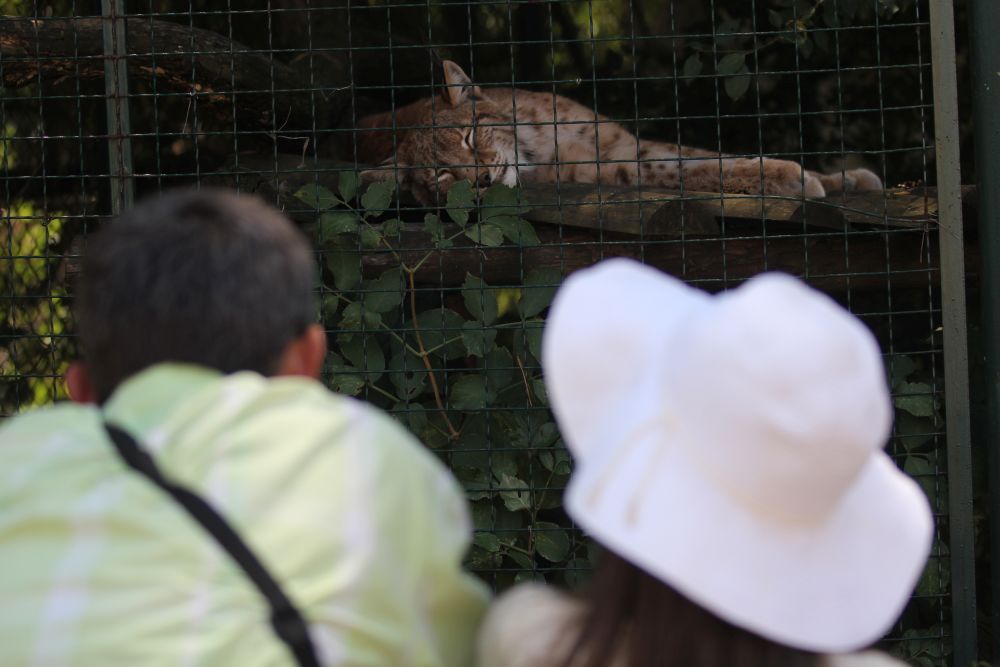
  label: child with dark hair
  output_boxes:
[0,189,488,667]
[477,259,931,667]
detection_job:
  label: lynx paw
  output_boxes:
[843,168,883,191]
[725,159,826,198]
[802,174,826,198]
[811,168,883,193]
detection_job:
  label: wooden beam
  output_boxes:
[201,155,975,291]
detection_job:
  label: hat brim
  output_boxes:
[565,422,932,653]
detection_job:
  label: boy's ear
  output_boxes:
[65,362,98,404]
[360,156,409,185]
[441,60,482,107]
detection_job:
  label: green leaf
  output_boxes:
[361,181,395,215]
[531,377,549,406]
[462,273,499,325]
[717,52,747,76]
[339,302,383,331]
[888,355,918,387]
[893,411,936,451]
[455,464,491,499]
[470,500,496,531]
[446,180,475,227]
[903,454,941,504]
[318,211,359,240]
[359,226,382,249]
[329,373,365,396]
[491,454,519,481]
[453,430,492,473]
[320,295,340,324]
[381,218,402,237]
[464,223,504,247]
[466,545,502,570]
[519,267,561,318]
[490,215,540,246]
[485,346,514,394]
[341,325,386,360]
[539,446,572,476]
[450,375,494,410]
[339,336,385,384]
[392,401,428,433]
[474,532,502,553]
[497,473,532,512]
[362,269,403,314]
[462,322,498,357]
[531,421,560,448]
[895,382,936,418]
[724,68,752,101]
[424,213,453,249]
[340,336,385,383]
[563,558,591,587]
[481,184,529,220]
[294,184,339,210]
[512,321,545,364]
[338,171,360,201]
[534,521,571,563]
[388,352,427,400]
[506,548,535,570]
[414,308,468,360]
[682,53,702,83]
[324,248,361,291]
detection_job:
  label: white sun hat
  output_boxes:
[542,258,933,654]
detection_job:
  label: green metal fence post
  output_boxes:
[101,0,134,215]
[928,1,978,665]
[969,0,1000,658]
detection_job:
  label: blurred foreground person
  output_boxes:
[0,189,488,666]
[477,259,932,667]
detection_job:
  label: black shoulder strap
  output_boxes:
[103,423,321,667]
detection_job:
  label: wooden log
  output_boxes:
[349,223,954,293]
[0,17,328,131]
[205,155,959,233]
[201,155,978,292]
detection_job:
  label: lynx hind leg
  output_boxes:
[718,158,826,198]
[808,168,883,193]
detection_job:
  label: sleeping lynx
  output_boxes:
[355,60,882,206]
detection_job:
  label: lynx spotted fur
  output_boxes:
[355,61,882,206]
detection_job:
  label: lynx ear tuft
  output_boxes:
[441,60,483,107]
[360,157,409,184]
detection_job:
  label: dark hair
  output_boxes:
[75,188,317,403]
[563,549,821,667]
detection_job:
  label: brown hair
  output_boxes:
[562,549,821,667]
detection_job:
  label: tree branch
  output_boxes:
[0,16,330,131]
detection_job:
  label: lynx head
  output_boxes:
[361,61,518,206]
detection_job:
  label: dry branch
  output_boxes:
[0,16,329,131]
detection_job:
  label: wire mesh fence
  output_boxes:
[0,0,973,664]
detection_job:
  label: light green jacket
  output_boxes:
[0,364,489,666]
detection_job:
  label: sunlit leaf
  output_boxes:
[294,184,339,210]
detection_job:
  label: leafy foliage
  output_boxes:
[296,179,957,662]
[0,202,72,414]
[887,352,952,665]
[681,0,917,102]
[294,177,588,589]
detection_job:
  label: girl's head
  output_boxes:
[542,259,933,655]
[563,549,818,667]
